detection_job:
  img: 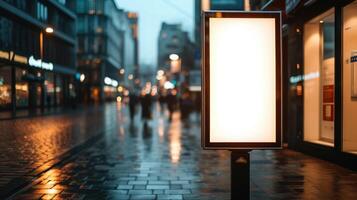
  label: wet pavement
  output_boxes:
[0,105,116,197]
[1,102,357,200]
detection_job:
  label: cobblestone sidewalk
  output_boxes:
[0,104,120,198]
[8,103,357,200]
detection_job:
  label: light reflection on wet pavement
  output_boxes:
[0,106,114,196]
[2,102,357,199]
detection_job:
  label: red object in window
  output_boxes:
[323,104,334,121]
[323,85,334,103]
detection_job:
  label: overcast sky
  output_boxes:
[115,0,194,68]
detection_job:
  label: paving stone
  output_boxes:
[128,181,147,185]
[147,185,170,190]
[153,189,165,195]
[170,184,183,189]
[117,185,133,190]
[149,180,170,185]
[128,190,152,195]
[164,189,191,195]
[133,185,146,190]
[170,181,189,185]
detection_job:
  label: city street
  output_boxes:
[0,103,356,200]
[2,0,357,199]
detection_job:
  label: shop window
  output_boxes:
[343,0,357,154]
[45,72,55,106]
[303,9,335,146]
[36,84,42,107]
[91,87,100,102]
[56,75,63,105]
[0,66,12,109]
[15,68,28,107]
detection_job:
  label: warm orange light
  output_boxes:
[117,86,124,92]
[116,96,122,102]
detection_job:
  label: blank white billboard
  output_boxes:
[202,12,281,149]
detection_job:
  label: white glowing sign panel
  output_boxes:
[28,56,53,71]
[202,11,282,149]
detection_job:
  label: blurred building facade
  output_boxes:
[127,12,139,82]
[157,23,194,92]
[158,23,194,73]
[119,11,137,90]
[254,0,357,169]
[0,0,77,115]
[71,0,137,103]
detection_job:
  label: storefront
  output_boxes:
[0,50,76,115]
[0,0,77,117]
[285,0,357,168]
[77,59,121,103]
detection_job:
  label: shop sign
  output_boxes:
[28,56,54,71]
[286,0,301,14]
[202,11,282,149]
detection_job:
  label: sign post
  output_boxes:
[202,11,282,199]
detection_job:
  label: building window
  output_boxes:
[37,2,48,22]
[15,68,28,107]
[0,66,12,109]
[343,0,357,154]
[303,9,335,146]
[57,0,66,5]
[88,0,96,13]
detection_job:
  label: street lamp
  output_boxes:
[39,26,53,110]
[128,74,133,80]
[169,53,179,61]
[157,70,164,76]
[80,74,85,82]
[40,27,54,62]
[45,27,54,33]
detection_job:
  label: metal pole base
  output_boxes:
[231,150,251,200]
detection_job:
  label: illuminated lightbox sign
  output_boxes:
[202,11,282,149]
[28,56,54,71]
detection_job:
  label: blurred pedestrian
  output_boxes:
[158,93,166,113]
[46,95,51,107]
[166,89,177,121]
[129,91,138,121]
[140,93,152,122]
[179,91,193,121]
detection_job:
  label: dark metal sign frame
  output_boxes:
[201,11,282,150]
